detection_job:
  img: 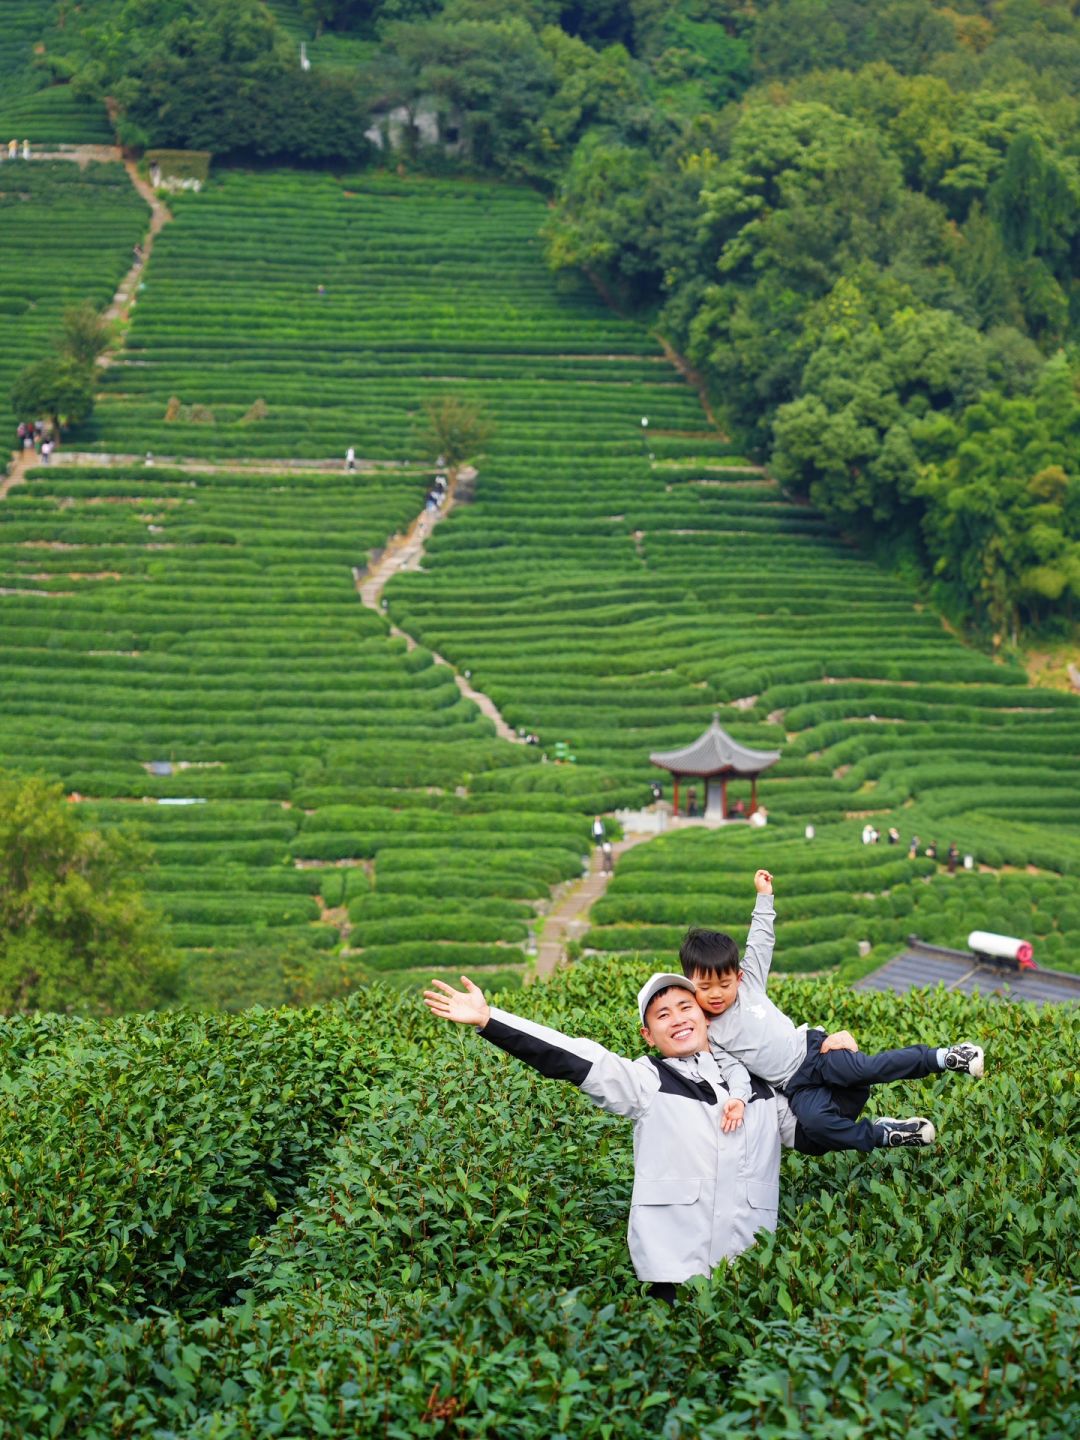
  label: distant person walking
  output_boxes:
[592,816,606,843]
[7,140,17,161]
[947,843,959,874]
[601,840,614,874]
[345,447,356,473]
[22,139,30,160]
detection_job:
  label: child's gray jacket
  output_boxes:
[481,1006,798,1284]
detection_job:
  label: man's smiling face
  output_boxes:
[640,987,709,1057]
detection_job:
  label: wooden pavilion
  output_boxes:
[650,715,781,820]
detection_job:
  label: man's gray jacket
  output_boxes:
[480,1006,799,1284]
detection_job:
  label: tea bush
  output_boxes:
[0,964,1076,1435]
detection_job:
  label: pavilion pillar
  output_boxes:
[673,776,680,815]
[721,775,728,820]
[751,775,758,813]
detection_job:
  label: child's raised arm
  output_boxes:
[741,870,776,988]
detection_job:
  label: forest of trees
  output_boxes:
[33,0,1080,639]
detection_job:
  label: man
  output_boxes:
[423,974,857,1301]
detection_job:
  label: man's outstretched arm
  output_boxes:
[424,977,658,1119]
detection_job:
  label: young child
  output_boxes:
[681,869,985,1150]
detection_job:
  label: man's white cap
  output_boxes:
[637,972,697,1026]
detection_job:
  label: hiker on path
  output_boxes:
[22,139,29,160]
[7,140,16,161]
[345,447,356,473]
[424,973,860,1302]
[592,816,606,843]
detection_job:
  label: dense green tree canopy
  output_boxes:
[10,355,95,433]
[0,772,176,1015]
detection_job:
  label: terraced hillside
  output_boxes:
[387,409,1080,973]
[0,3,113,144]
[261,0,378,70]
[0,461,590,1003]
[1,161,146,437]
[4,168,723,1002]
[89,170,693,460]
[4,165,1079,995]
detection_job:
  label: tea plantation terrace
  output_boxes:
[0,460,594,1004]
[0,5,114,144]
[4,165,1080,995]
[0,162,146,439]
[89,170,695,461]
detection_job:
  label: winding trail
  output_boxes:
[534,833,654,978]
[354,467,522,744]
[0,446,38,500]
[17,145,171,329]
[104,157,171,327]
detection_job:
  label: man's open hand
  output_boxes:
[754,869,773,895]
[423,976,491,1028]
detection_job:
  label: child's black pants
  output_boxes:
[785,1029,940,1153]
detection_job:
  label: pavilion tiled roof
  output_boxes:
[649,715,781,777]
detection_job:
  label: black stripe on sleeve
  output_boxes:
[480,1016,593,1086]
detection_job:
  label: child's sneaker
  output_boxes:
[943,1043,984,1078]
[875,1117,936,1148]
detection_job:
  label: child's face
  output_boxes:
[690,967,742,1017]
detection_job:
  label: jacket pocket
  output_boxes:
[631,1178,702,1206]
[746,1181,780,1211]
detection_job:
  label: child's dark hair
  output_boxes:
[680,927,740,978]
